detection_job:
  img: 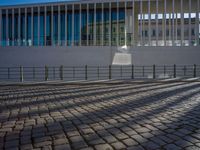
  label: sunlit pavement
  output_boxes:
[0,81,200,150]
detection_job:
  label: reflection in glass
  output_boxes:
[81,4,87,46]
[67,5,72,46]
[60,5,65,46]
[14,9,18,46]
[96,3,102,46]
[53,6,58,46]
[27,8,32,46]
[40,7,45,46]
[88,4,94,46]
[111,3,117,46]
[104,3,109,46]
[8,10,12,46]
[33,8,38,46]
[21,9,25,46]
[46,7,51,46]
[2,10,6,46]
[74,5,80,46]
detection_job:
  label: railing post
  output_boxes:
[45,65,48,81]
[8,67,10,79]
[153,65,156,79]
[20,66,23,82]
[193,64,196,78]
[60,65,63,80]
[173,64,176,78]
[109,65,112,80]
[131,65,134,79]
[85,65,88,80]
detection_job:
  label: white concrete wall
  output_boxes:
[0,46,200,67]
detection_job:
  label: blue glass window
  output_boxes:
[33,8,38,46]
[53,6,58,46]
[88,4,94,46]
[74,5,80,46]
[111,3,117,46]
[27,9,32,46]
[8,10,12,46]
[104,3,109,46]
[96,4,102,46]
[67,6,72,46]
[21,9,25,46]
[14,10,18,46]
[2,10,6,47]
[60,6,65,46]
[46,7,52,46]
[119,4,125,46]
[40,7,45,46]
[81,4,87,46]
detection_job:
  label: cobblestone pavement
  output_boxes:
[1,81,200,150]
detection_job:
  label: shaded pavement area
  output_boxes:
[0,81,200,150]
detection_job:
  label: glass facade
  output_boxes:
[1,0,200,47]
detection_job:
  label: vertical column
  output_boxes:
[12,9,14,46]
[0,9,2,46]
[132,1,135,46]
[94,3,96,46]
[117,1,119,46]
[164,0,166,46]
[148,0,151,46]
[109,2,111,46]
[51,6,53,46]
[196,0,200,46]
[79,4,82,46]
[6,9,8,46]
[125,1,127,46]
[65,5,67,46]
[25,8,27,46]
[140,0,143,46]
[44,6,46,46]
[72,4,74,46]
[87,4,89,46]
[156,0,158,46]
[38,7,40,46]
[102,3,104,46]
[58,5,61,46]
[172,0,175,46]
[18,8,21,46]
[181,0,184,46]
[189,0,191,46]
[31,7,34,46]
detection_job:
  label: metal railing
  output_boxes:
[0,65,199,82]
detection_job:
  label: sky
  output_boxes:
[0,0,75,6]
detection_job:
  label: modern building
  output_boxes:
[0,0,200,66]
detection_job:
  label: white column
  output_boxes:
[132,1,134,46]
[72,4,74,46]
[189,0,191,46]
[94,3,96,46]
[51,6,54,46]
[65,5,67,46]
[38,7,40,46]
[181,0,184,46]
[125,1,127,46]
[172,0,175,46]
[156,0,158,46]
[12,9,14,46]
[164,0,166,46]
[102,3,104,46]
[79,4,82,46]
[109,2,111,46]
[44,6,46,46]
[117,1,119,46]
[18,8,21,46]
[6,9,8,46]
[196,0,200,46]
[31,7,34,46]
[0,9,2,46]
[87,4,89,46]
[58,5,61,46]
[148,0,151,46]
[140,0,143,46]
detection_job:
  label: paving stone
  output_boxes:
[94,144,113,150]
[54,144,71,150]
[164,144,182,150]
[122,138,138,146]
[111,141,126,150]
